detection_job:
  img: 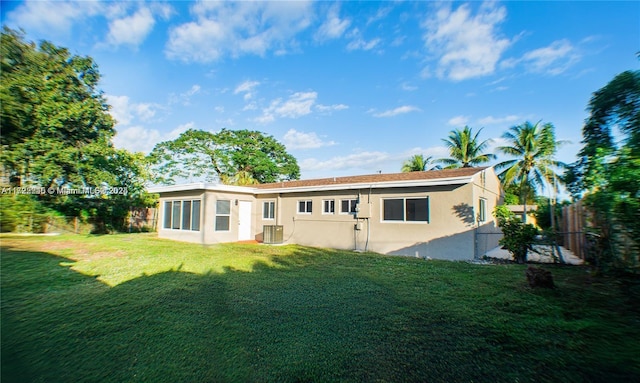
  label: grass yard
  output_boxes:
[2,234,639,382]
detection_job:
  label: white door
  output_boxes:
[238,201,252,241]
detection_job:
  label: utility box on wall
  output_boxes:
[263,225,283,244]
[355,203,372,218]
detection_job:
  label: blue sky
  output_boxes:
[2,0,639,185]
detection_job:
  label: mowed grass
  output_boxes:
[2,234,639,383]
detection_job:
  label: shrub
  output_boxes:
[494,205,539,264]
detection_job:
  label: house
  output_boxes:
[507,204,538,226]
[148,167,503,260]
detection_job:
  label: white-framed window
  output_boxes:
[298,200,312,214]
[382,197,429,222]
[215,200,231,231]
[478,198,487,223]
[162,199,201,231]
[341,199,358,214]
[263,201,275,220]
[323,199,335,214]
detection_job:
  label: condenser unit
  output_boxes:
[263,225,283,244]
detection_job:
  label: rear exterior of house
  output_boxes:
[149,167,503,260]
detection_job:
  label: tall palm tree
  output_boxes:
[495,121,566,220]
[401,154,437,172]
[438,126,496,169]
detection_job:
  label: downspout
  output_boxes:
[365,186,372,252]
[201,190,207,245]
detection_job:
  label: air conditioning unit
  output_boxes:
[263,225,283,244]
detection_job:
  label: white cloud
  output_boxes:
[401,83,418,91]
[167,122,195,140]
[107,95,134,126]
[113,126,162,153]
[421,2,511,81]
[106,95,160,126]
[5,1,103,35]
[521,39,581,75]
[301,151,392,172]
[347,37,381,51]
[106,7,155,48]
[372,105,420,118]
[300,145,451,176]
[113,122,195,154]
[315,104,349,113]
[448,115,470,126]
[283,129,337,150]
[477,115,520,126]
[165,1,313,62]
[257,91,318,123]
[169,85,201,105]
[234,80,260,101]
[315,3,351,41]
[134,103,157,122]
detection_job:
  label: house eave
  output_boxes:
[148,175,475,195]
[252,175,475,194]
[147,183,256,194]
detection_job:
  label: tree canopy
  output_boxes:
[0,28,153,232]
[566,70,640,271]
[0,27,116,189]
[149,128,300,185]
[437,126,496,169]
[495,121,565,201]
[401,154,437,172]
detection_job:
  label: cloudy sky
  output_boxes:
[2,0,638,182]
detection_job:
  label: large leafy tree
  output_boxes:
[0,27,115,189]
[0,28,153,232]
[566,70,640,271]
[149,128,300,185]
[495,121,565,219]
[437,126,496,169]
[401,154,437,172]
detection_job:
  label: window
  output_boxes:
[341,199,358,214]
[383,197,429,222]
[172,201,181,229]
[215,200,231,231]
[323,199,335,214]
[298,200,312,214]
[163,201,172,229]
[191,200,201,231]
[163,199,201,231]
[478,198,487,223]
[182,201,192,230]
[263,201,275,220]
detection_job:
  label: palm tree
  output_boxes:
[495,121,566,221]
[220,170,259,186]
[401,154,437,172]
[438,126,496,169]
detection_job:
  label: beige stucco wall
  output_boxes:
[472,168,504,257]
[157,189,256,245]
[254,171,502,260]
[156,168,503,260]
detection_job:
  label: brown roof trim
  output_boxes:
[255,167,488,190]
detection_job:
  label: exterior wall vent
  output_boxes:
[263,225,283,244]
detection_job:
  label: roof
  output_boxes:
[148,167,490,195]
[255,167,488,190]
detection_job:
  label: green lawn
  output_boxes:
[2,234,639,383]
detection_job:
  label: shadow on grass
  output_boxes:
[2,246,639,383]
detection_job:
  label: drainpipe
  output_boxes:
[201,190,207,245]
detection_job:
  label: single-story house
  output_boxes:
[148,166,503,260]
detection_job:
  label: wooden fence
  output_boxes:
[559,200,587,259]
